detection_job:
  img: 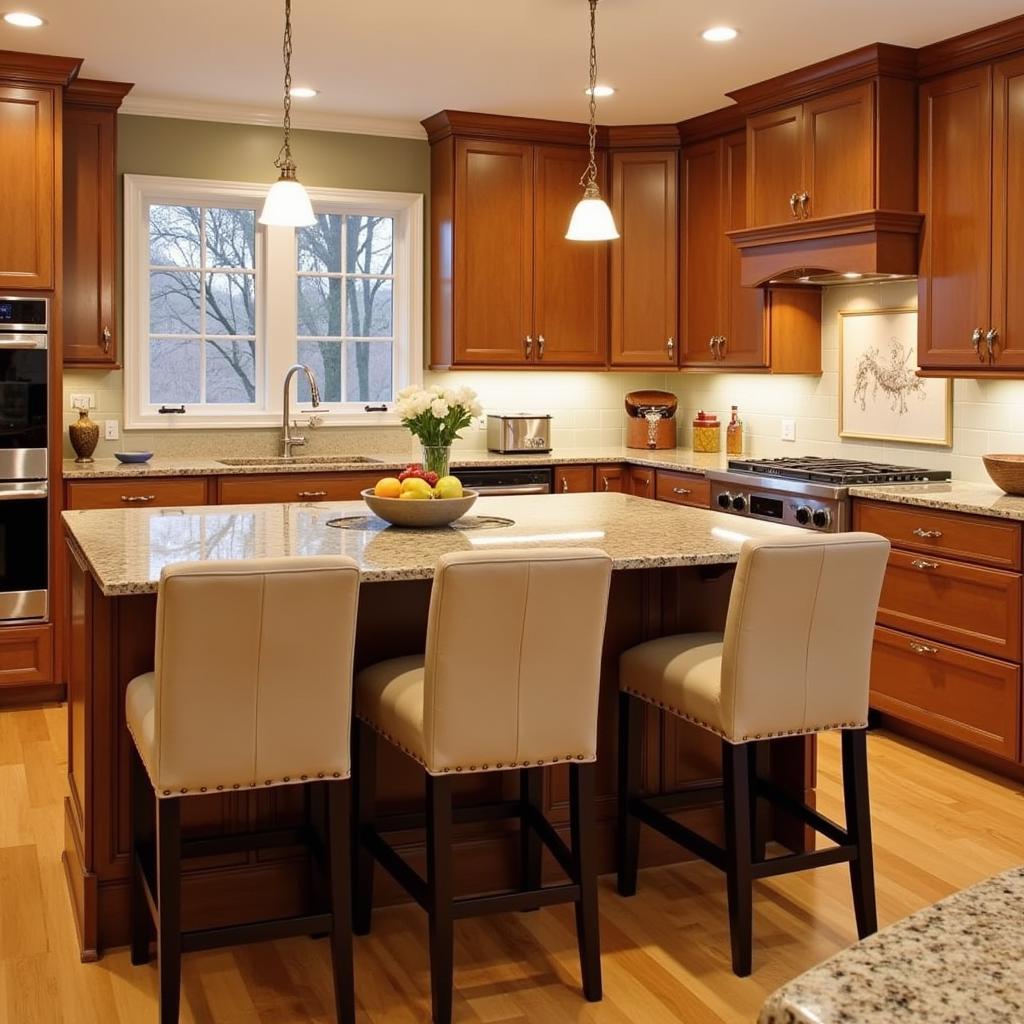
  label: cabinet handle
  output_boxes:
[909,640,939,656]
[667,336,675,357]
[971,327,985,361]
[672,486,692,496]
[297,490,328,498]
[911,527,943,539]
[910,559,940,570]
[102,326,112,352]
[603,477,610,491]
[561,476,569,493]
[709,336,718,358]
[537,334,545,359]
[798,192,810,218]
[525,335,533,358]
[121,495,156,503]
[985,328,999,359]
[718,336,727,357]
[789,193,799,218]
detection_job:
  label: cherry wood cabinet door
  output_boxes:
[918,67,994,371]
[595,465,624,493]
[63,103,118,366]
[746,104,803,228]
[454,139,534,365]
[627,466,655,499]
[533,146,608,366]
[680,139,724,368]
[0,85,55,290]
[609,150,678,366]
[991,56,1024,370]
[553,464,595,494]
[801,83,875,219]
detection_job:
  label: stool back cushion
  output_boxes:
[152,557,360,794]
[722,532,889,739]
[422,549,613,773]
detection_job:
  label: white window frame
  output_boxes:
[123,174,423,429]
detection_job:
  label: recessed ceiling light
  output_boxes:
[843,272,864,279]
[585,85,615,98]
[288,86,319,98]
[702,26,738,43]
[3,11,45,27]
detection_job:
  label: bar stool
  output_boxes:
[351,549,613,1024]
[125,557,361,1024]
[617,532,890,976]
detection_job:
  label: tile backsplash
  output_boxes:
[64,281,1024,483]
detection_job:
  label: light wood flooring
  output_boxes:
[2,705,1023,1023]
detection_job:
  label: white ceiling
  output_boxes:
[4,1,1023,137]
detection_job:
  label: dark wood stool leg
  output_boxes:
[327,780,356,1024]
[842,729,878,939]
[427,774,455,1024]
[616,691,643,897]
[156,796,182,1024]
[749,741,770,863]
[519,767,543,909]
[129,745,153,967]
[722,741,754,977]
[570,762,603,1002]
[351,718,377,936]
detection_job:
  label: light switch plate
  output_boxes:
[104,420,120,441]
[70,393,95,410]
[781,419,796,442]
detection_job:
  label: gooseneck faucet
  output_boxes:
[281,363,321,458]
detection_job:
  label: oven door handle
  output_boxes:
[0,333,47,349]
[470,484,550,495]
[0,482,47,500]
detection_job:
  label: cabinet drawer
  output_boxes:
[553,465,594,494]
[217,472,380,505]
[656,470,710,508]
[66,477,209,510]
[877,551,1021,661]
[853,500,1022,570]
[0,623,52,687]
[870,626,1020,760]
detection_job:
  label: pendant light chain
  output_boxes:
[581,0,600,195]
[275,0,296,177]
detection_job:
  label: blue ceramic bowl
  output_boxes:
[114,451,154,464]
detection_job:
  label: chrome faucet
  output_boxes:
[281,363,321,458]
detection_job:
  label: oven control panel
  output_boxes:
[711,484,842,532]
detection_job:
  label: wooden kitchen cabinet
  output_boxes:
[595,465,625,493]
[626,466,656,499]
[63,79,132,367]
[553,464,595,494]
[0,623,53,688]
[66,477,211,510]
[746,104,805,228]
[609,150,678,367]
[655,470,710,508]
[217,472,381,505]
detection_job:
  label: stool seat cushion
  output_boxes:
[126,671,157,778]
[354,656,428,766]
[620,632,727,734]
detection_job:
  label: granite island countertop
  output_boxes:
[849,480,1024,521]
[61,491,799,596]
[62,447,729,480]
[759,865,1024,1024]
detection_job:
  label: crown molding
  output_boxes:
[119,94,426,140]
[917,13,1024,78]
[66,78,134,111]
[0,49,82,86]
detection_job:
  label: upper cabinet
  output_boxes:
[919,58,1024,374]
[425,113,607,369]
[63,79,132,367]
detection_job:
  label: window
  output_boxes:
[124,175,423,429]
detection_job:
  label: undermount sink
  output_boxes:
[216,455,383,467]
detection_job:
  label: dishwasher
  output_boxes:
[455,466,553,495]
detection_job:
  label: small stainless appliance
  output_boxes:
[0,297,49,620]
[455,467,552,495]
[486,414,552,454]
[707,456,951,534]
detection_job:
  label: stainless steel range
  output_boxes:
[707,457,952,533]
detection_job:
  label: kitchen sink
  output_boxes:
[216,455,383,467]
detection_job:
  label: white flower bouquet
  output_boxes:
[395,384,483,478]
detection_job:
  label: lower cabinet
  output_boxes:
[655,470,711,508]
[596,465,625,493]
[553,465,595,494]
[217,472,380,505]
[0,623,53,689]
[65,477,211,510]
[627,466,656,499]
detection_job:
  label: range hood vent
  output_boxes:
[727,210,924,288]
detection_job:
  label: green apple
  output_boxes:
[434,476,464,499]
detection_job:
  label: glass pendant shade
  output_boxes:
[566,191,619,241]
[259,171,316,227]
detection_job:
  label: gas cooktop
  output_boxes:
[726,456,952,486]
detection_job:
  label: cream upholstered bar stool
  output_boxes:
[125,556,361,1024]
[352,549,613,1024]
[617,532,890,976]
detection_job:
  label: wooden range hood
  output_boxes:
[721,44,923,287]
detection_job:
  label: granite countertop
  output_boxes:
[61,491,798,596]
[759,865,1024,1024]
[61,447,730,480]
[850,480,1024,522]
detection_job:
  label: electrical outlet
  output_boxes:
[70,393,95,410]
[781,419,796,442]
[473,415,487,431]
[104,420,120,441]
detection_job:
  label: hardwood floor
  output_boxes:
[3,705,1023,1023]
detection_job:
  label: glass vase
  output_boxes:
[421,445,451,480]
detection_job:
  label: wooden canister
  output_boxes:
[627,415,676,450]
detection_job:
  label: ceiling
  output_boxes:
[4,1,1023,137]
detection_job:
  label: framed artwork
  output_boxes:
[838,307,952,446]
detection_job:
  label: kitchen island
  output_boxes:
[62,492,813,960]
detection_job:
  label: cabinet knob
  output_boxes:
[538,334,545,359]
[667,337,675,356]
[971,327,984,361]
[102,326,112,351]
[525,335,533,358]
[985,328,999,359]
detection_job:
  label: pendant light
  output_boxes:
[260,0,316,226]
[566,0,619,241]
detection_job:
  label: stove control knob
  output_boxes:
[795,505,813,526]
[731,494,747,513]
[812,508,832,530]
[717,492,733,510]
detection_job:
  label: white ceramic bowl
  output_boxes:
[361,488,478,528]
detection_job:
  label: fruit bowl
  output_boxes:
[361,488,478,528]
[982,454,1024,496]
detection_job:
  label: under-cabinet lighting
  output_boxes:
[3,11,45,26]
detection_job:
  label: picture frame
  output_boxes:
[838,307,952,447]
